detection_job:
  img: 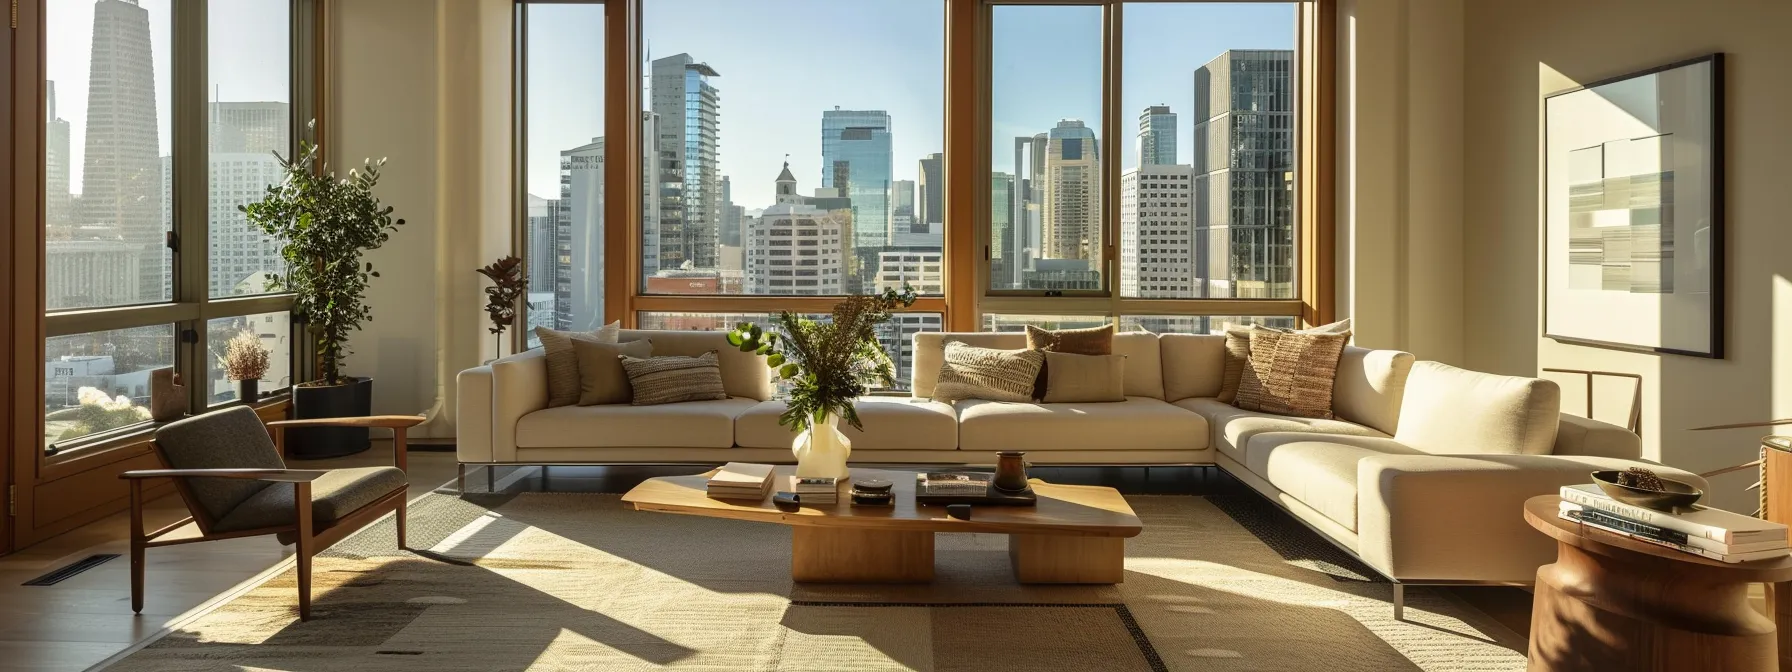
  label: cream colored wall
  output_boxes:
[329,0,513,438]
[1463,0,1792,512]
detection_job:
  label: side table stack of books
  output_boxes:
[706,463,775,501]
[1560,484,1791,563]
[792,476,839,505]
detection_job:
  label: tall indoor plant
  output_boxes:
[241,121,406,458]
[728,286,917,478]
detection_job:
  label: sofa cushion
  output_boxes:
[213,466,408,534]
[1041,351,1126,403]
[1331,346,1415,435]
[911,333,1027,398]
[617,330,773,401]
[1245,432,1424,532]
[933,341,1045,402]
[1235,329,1350,419]
[1113,333,1165,400]
[957,397,1207,452]
[736,397,958,450]
[1159,333,1225,401]
[515,397,759,448]
[1395,361,1561,455]
[1173,397,1386,462]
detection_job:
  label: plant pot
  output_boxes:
[286,377,373,459]
[792,413,852,480]
[236,378,260,404]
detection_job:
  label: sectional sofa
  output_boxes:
[457,329,1703,612]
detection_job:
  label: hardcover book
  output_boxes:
[1560,484,1788,545]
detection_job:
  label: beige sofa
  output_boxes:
[457,329,1702,611]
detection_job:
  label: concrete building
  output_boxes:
[80,0,165,303]
[917,152,943,229]
[650,54,722,273]
[891,179,915,224]
[210,102,289,155]
[47,81,73,234]
[1119,164,1195,298]
[44,238,142,309]
[1193,50,1295,299]
[525,194,559,293]
[1043,119,1101,263]
[559,138,606,330]
[1137,105,1178,167]
[745,163,846,295]
[205,153,287,296]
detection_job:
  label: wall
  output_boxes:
[1463,0,1792,512]
[329,0,512,438]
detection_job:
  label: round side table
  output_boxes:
[1523,495,1792,671]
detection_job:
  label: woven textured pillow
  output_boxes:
[535,321,621,407]
[620,351,729,406]
[932,341,1045,403]
[573,339,654,406]
[1217,318,1350,403]
[1234,328,1350,419]
[1025,324,1114,400]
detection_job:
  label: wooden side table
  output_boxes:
[1523,495,1792,671]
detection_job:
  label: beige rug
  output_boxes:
[105,492,1528,671]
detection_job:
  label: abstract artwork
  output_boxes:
[1545,54,1723,357]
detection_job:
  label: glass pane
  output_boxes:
[990,5,1104,292]
[982,314,1112,332]
[1120,3,1297,299]
[637,311,942,392]
[45,0,174,310]
[1119,314,1297,335]
[208,0,291,297]
[524,3,606,335]
[641,0,945,296]
[44,324,175,450]
[205,312,293,405]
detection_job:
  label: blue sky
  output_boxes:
[528,1,1294,209]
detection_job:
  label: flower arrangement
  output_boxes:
[223,331,272,382]
[476,255,529,359]
[727,286,918,432]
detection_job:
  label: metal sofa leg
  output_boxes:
[457,463,466,493]
[1393,583,1405,621]
[487,465,496,493]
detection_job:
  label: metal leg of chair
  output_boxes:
[128,479,145,615]
[1392,583,1405,621]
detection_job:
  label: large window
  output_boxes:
[39,0,309,452]
[520,2,606,340]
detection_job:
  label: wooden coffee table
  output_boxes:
[622,467,1143,584]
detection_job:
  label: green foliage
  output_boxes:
[240,121,406,385]
[729,286,918,432]
[58,387,151,441]
[476,255,529,336]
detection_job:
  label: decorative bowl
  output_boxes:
[1591,470,1703,512]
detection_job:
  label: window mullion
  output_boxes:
[172,0,210,412]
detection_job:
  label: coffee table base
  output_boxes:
[1009,534,1125,584]
[792,527,935,583]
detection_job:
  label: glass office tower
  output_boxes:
[821,108,893,292]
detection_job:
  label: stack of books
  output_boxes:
[1559,484,1790,563]
[792,476,839,505]
[706,463,775,501]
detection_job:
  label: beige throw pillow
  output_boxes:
[1234,328,1350,419]
[536,321,621,407]
[1041,351,1126,403]
[1217,318,1350,403]
[1025,323,1114,400]
[573,339,654,406]
[620,352,729,406]
[932,342,1045,403]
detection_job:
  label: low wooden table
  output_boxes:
[622,467,1143,584]
[1523,495,1792,671]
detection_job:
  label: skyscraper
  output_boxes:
[1193,50,1294,299]
[561,138,606,330]
[990,172,1014,267]
[47,81,73,235]
[719,175,740,247]
[821,108,893,262]
[81,0,164,304]
[746,163,846,295]
[649,54,721,273]
[891,180,915,221]
[917,153,943,230]
[1043,119,1100,262]
[526,194,559,293]
[205,101,291,296]
[1120,164,1194,298]
[210,101,289,155]
[1003,133,1048,289]
[1137,105,1177,167]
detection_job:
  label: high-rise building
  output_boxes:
[745,163,846,295]
[1193,50,1295,299]
[47,81,73,235]
[1119,164,1194,297]
[205,101,291,297]
[821,108,893,247]
[1043,119,1100,262]
[719,175,740,247]
[917,153,943,229]
[1137,105,1177,167]
[45,240,141,308]
[649,54,721,273]
[560,138,606,330]
[526,194,559,292]
[80,0,164,304]
[891,179,915,222]
[990,172,1014,266]
[210,102,289,155]
[1003,133,1048,289]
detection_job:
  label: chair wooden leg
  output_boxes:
[295,482,314,621]
[128,479,145,615]
[396,494,408,550]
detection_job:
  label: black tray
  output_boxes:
[914,473,1038,506]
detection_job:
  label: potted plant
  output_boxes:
[241,120,406,458]
[476,255,528,362]
[727,286,917,479]
[222,330,272,403]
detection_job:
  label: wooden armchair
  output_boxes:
[121,406,424,621]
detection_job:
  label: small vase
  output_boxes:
[237,378,260,404]
[994,451,1030,493]
[793,413,852,480]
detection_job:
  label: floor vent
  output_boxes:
[23,554,120,586]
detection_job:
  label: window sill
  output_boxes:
[43,394,293,463]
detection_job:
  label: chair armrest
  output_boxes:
[120,468,329,482]
[266,415,425,429]
[1355,453,1705,582]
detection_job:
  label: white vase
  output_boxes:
[793,413,852,480]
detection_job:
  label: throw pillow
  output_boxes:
[1025,323,1115,400]
[1217,318,1350,403]
[536,321,621,407]
[1233,328,1350,419]
[1041,351,1126,403]
[620,351,729,406]
[932,341,1045,403]
[572,339,654,406]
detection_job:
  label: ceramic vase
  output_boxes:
[793,413,852,480]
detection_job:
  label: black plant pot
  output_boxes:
[236,378,260,404]
[287,377,373,459]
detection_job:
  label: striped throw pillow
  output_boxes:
[620,351,729,406]
[931,341,1045,403]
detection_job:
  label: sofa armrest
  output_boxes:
[488,349,548,463]
[1356,453,1705,582]
[1553,413,1641,459]
[456,365,495,463]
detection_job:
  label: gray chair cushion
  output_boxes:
[153,406,284,524]
[212,466,408,536]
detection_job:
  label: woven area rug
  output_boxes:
[105,491,1528,671]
